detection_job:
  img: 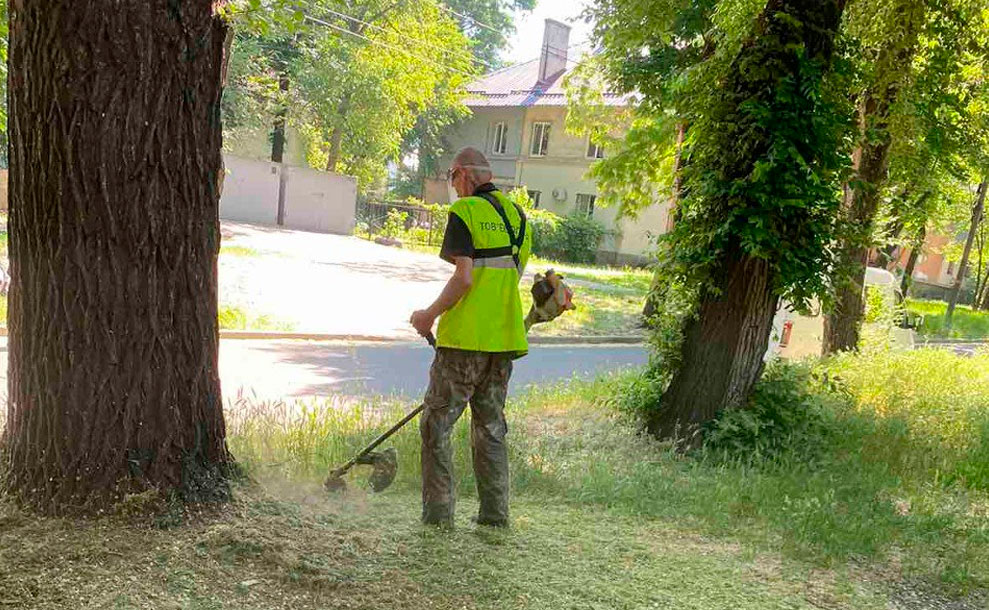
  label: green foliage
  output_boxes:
[872,0,989,272]
[223,0,476,193]
[504,188,607,263]
[529,214,606,264]
[381,208,409,240]
[703,362,836,462]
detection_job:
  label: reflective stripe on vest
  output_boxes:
[473,255,519,271]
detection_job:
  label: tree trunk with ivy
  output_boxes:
[3,1,232,511]
[648,0,847,443]
[822,4,923,354]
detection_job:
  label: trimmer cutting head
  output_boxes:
[323,447,398,493]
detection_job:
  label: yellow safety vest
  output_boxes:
[436,189,531,355]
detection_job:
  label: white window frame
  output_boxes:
[586,137,605,160]
[491,122,508,155]
[575,193,596,217]
[530,122,551,157]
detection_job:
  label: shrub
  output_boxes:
[381,209,409,240]
[530,213,606,264]
[504,189,607,263]
[702,361,838,462]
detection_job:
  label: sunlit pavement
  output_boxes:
[218,339,648,400]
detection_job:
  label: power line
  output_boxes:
[303,14,476,78]
[312,6,500,71]
[436,4,506,37]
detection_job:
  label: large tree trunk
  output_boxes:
[945,178,987,328]
[651,0,847,443]
[3,1,232,511]
[648,253,778,441]
[822,6,922,354]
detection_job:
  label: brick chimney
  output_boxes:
[538,19,571,84]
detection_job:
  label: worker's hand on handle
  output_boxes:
[410,310,436,345]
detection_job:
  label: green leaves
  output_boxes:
[223,0,478,193]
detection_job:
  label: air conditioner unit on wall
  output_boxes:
[552,187,568,201]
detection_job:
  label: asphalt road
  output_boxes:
[220,340,649,399]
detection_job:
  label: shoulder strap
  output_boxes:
[476,191,526,273]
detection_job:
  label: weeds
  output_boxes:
[225,349,989,592]
[3,351,988,608]
[218,304,295,331]
[220,245,262,257]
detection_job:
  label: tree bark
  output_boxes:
[945,178,987,328]
[324,91,352,173]
[326,126,344,173]
[972,217,986,307]
[270,75,290,164]
[651,0,847,443]
[822,6,922,354]
[979,266,989,310]
[3,1,231,511]
[901,225,925,297]
[648,253,779,442]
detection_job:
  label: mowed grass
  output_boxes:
[0,490,889,610]
[906,298,989,339]
[3,349,988,608]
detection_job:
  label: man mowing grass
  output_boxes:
[410,147,532,528]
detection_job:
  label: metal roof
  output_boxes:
[464,58,630,108]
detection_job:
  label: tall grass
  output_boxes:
[226,349,989,589]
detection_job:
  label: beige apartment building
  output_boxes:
[425,19,670,265]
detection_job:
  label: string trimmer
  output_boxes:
[323,270,575,493]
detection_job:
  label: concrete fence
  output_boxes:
[220,154,357,234]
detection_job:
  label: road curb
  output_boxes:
[219,330,398,342]
[918,339,989,345]
[0,327,647,345]
[218,330,647,345]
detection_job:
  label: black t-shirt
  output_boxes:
[439,183,500,264]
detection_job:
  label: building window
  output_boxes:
[575,193,596,217]
[527,190,541,208]
[530,122,551,157]
[491,122,508,155]
[586,137,605,159]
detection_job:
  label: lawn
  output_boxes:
[3,349,988,609]
[905,298,989,339]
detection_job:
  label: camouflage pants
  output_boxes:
[420,348,513,526]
